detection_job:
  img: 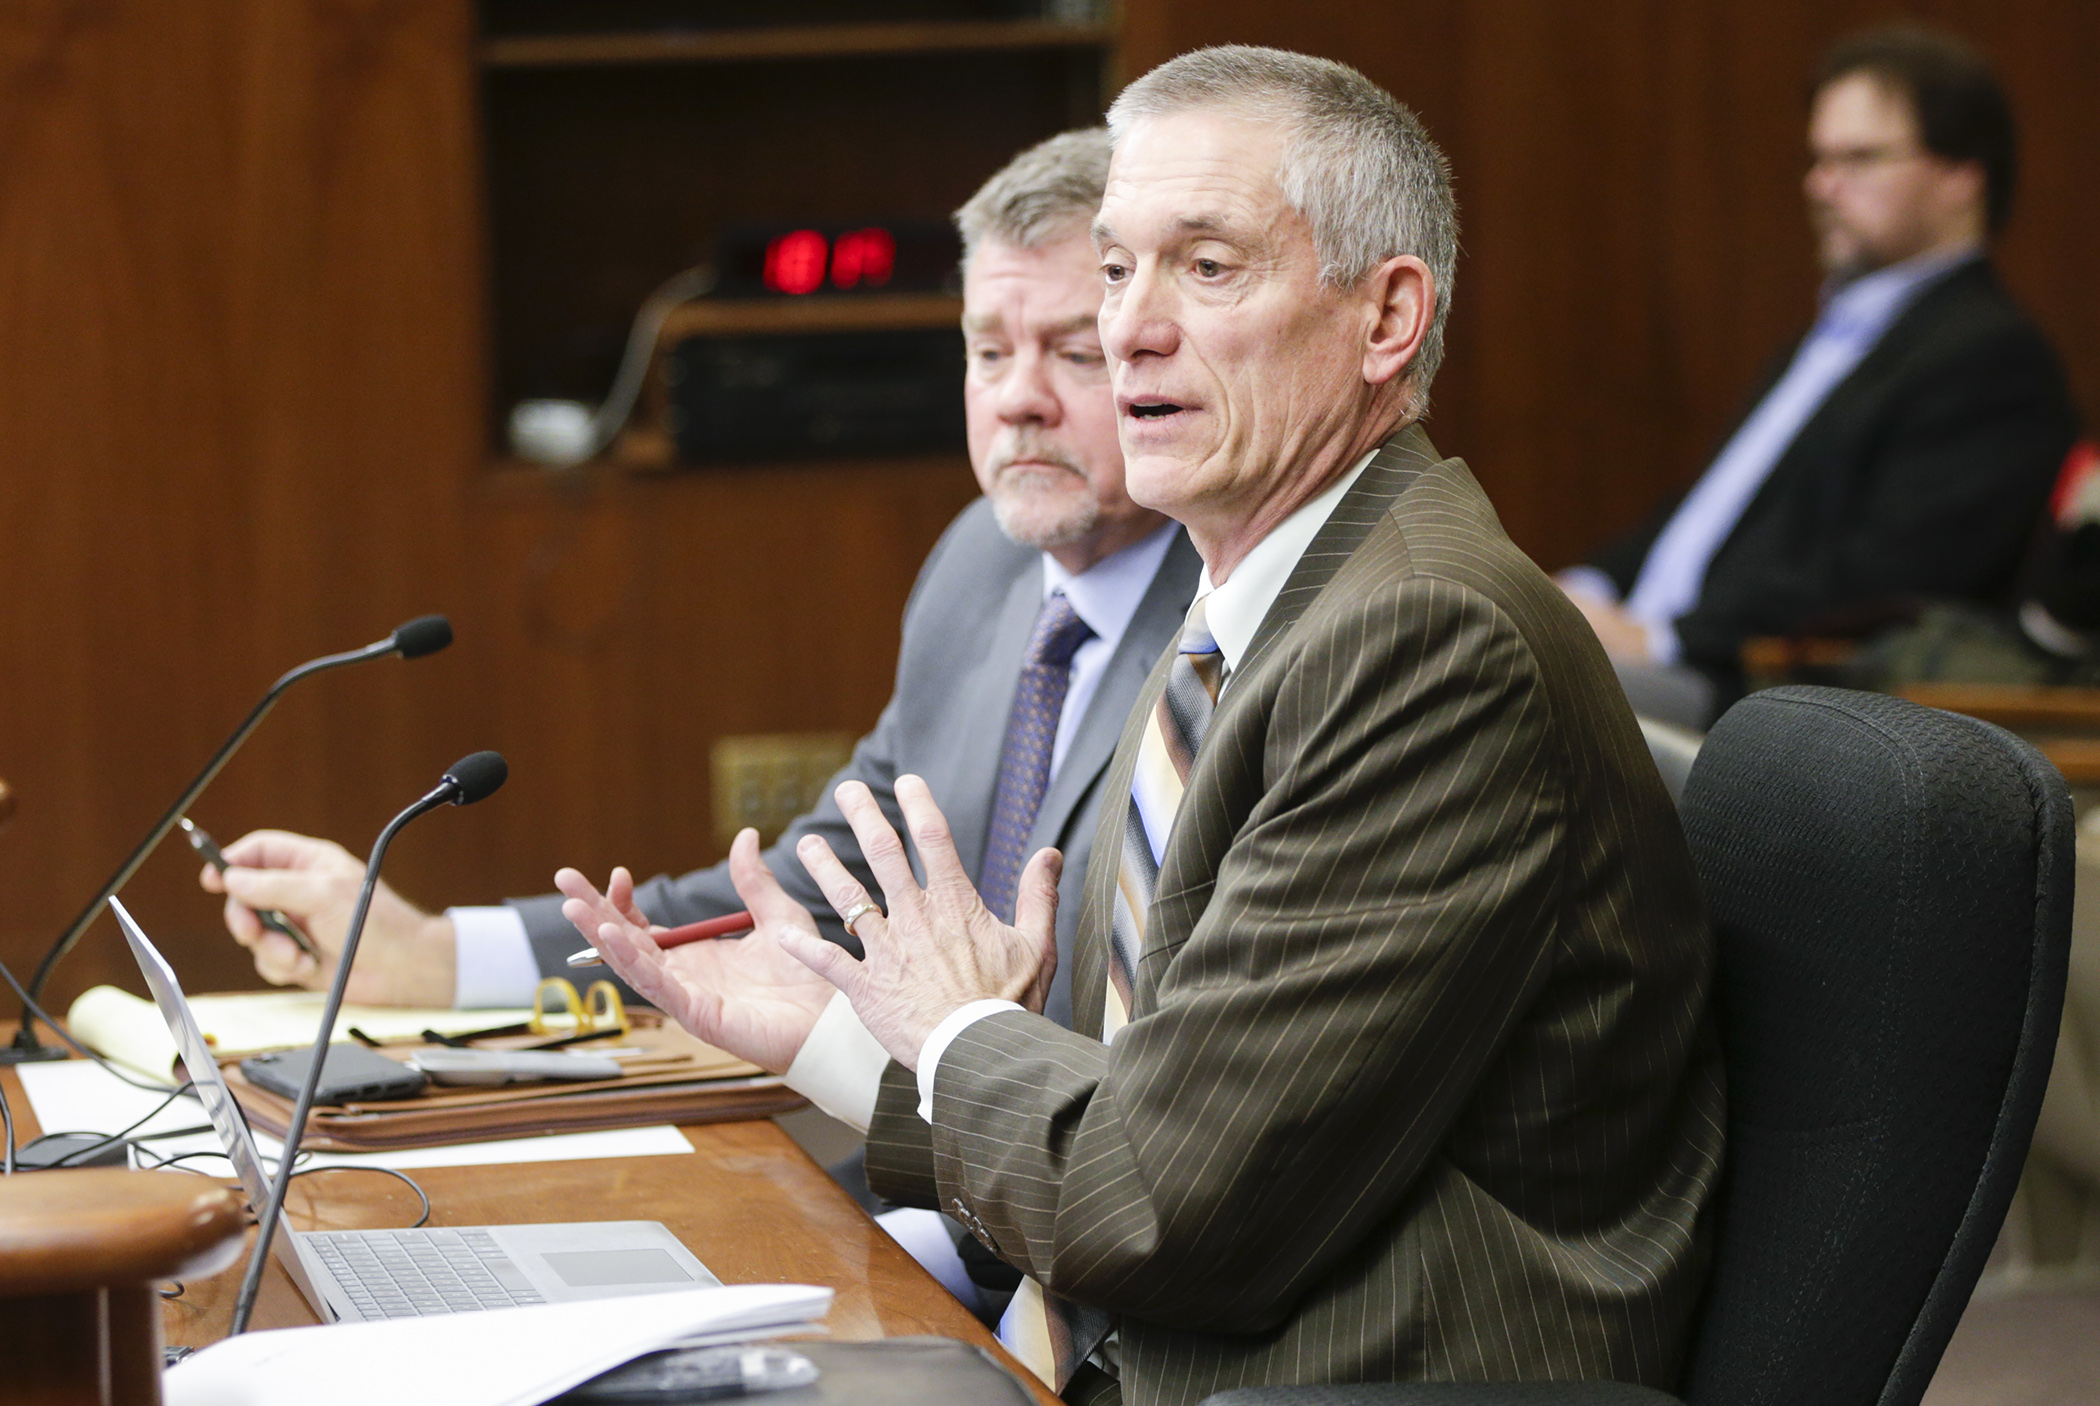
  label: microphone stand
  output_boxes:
[229,752,504,1335]
[4,618,450,1064]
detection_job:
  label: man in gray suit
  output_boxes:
[202,129,1202,1048]
[571,48,1722,1406]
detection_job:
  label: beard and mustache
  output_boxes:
[983,430,1103,550]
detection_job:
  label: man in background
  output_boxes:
[202,127,1200,1090]
[1561,24,2078,728]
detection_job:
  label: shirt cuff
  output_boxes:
[916,999,1023,1124]
[1555,565,1621,605]
[783,992,890,1135]
[447,905,542,1009]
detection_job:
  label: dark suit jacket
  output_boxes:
[1591,258,2078,683]
[508,501,1203,1030]
[867,428,1726,1404]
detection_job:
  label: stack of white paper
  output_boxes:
[164,1283,832,1406]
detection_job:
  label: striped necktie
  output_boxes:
[997,596,1222,1394]
[978,592,1095,923]
[1108,594,1223,1038]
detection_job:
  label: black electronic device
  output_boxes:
[713,220,959,299]
[667,326,964,462]
[241,1043,428,1105]
[13,1131,133,1170]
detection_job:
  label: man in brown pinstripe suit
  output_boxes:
[566,45,1725,1406]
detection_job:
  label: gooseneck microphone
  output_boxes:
[1,616,454,1065]
[230,751,506,1335]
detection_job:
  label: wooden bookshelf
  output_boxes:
[478,7,1112,463]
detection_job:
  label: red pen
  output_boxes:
[565,910,756,968]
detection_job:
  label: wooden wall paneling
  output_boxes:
[445,457,977,913]
[1445,2,1679,564]
[0,3,980,1014]
[0,0,490,1009]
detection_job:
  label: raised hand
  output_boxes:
[778,774,1060,1068]
[200,829,457,1007]
[556,828,838,1074]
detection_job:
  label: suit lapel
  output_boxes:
[1027,530,1201,856]
[942,563,1045,884]
[1073,428,1439,1034]
[1234,425,1435,682]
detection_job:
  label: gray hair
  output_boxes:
[1107,46,1459,407]
[954,128,1112,265]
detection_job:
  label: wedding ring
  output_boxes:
[839,899,882,936]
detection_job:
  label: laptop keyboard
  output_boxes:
[304,1228,545,1319]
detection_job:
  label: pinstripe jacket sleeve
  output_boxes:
[864,427,1725,1405]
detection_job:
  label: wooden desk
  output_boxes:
[0,1048,1057,1404]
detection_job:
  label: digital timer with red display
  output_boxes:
[716,220,958,299]
[762,227,897,295]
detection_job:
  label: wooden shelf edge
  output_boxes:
[2034,737,2100,786]
[1895,682,2100,730]
[658,293,962,340]
[481,19,1116,70]
[477,449,974,493]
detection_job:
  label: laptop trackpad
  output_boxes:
[541,1249,694,1288]
[493,1223,720,1301]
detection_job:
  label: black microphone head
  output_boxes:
[442,751,508,806]
[392,615,453,659]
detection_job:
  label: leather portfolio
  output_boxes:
[222,1018,804,1151]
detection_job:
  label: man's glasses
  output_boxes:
[1808,143,1926,179]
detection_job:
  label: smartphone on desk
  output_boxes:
[240,1042,428,1104]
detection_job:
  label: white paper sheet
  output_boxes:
[163,1283,833,1406]
[16,1058,694,1172]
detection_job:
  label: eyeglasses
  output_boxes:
[532,977,630,1042]
[1808,143,1926,179]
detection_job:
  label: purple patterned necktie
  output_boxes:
[978,592,1095,923]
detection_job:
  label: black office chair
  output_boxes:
[1204,686,2073,1406]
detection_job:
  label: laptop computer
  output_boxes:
[111,898,722,1323]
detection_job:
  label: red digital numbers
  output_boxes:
[762,229,829,296]
[831,227,896,290]
[762,227,896,295]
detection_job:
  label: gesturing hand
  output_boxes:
[778,774,1060,1069]
[556,828,838,1075]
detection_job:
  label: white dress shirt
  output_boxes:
[913,449,1377,1121]
[1043,523,1180,775]
[1561,246,1981,663]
